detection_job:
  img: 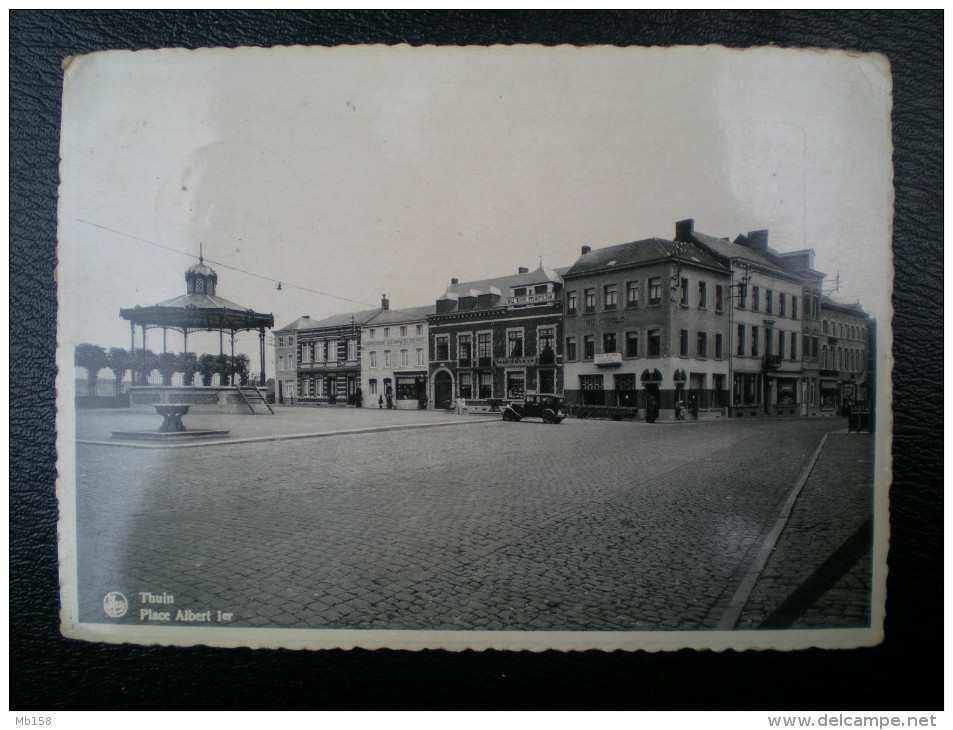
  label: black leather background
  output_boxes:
[10,11,942,709]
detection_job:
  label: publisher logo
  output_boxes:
[103,591,128,618]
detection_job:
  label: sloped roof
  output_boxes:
[690,230,780,270]
[121,292,274,330]
[564,238,728,278]
[276,307,381,332]
[821,295,868,316]
[366,304,436,325]
[441,264,564,299]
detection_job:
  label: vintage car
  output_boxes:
[501,394,566,423]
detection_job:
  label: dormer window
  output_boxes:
[514,287,527,297]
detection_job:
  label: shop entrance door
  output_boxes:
[433,371,453,410]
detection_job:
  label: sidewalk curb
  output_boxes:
[715,429,843,629]
[77,418,496,450]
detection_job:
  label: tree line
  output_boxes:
[74,344,252,396]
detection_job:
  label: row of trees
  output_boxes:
[74,344,252,396]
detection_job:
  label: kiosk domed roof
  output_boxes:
[186,261,218,279]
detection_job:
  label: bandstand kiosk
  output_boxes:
[119,256,274,413]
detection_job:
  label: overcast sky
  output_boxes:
[57,44,893,372]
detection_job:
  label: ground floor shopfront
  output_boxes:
[292,367,361,405]
[429,359,561,411]
[564,360,729,421]
[730,367,807,418]
[363,369,428,409]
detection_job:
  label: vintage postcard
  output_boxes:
[56,44,893,651]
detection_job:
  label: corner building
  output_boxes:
[562,229,732,420]
[685,220,814,417]
[427,266,564,410]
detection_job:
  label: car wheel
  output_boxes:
[502,411,515,421]
[543,411,557,424]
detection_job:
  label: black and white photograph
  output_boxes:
[56,43,893,652]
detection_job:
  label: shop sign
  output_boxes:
[585,315,626,328]
[495,356,538,367]
[594,352,623,367]
[507,293,554,307]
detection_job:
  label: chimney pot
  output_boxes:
[675,219,694,242]
[518,266,529,274]
[581,246,592,255]
[451,277,459,285]
[381,294,389,310]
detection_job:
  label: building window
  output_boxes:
[567,290,578,314]
[384,350,392,367]
[400,349,409,367]
[506,371,526,399]
[778,330,785,359]
[648,330,661,357]
[368,329,375,340]
[478,372,492,399]
[416,348,424,366]
[680,329,689,357]
[383,327,390,338]
[792,296,798,319]
[507,329,524,357]
[791,332,798,360]
[715,333,724,359]
[823,320,829,335]
[435,336,449,361]
[369,379,377,396]
[459,372,472,399]
[580,374,606,405]
[738,284,747,309]
[277,337,284,347]
[752,286,760,311]
[698,281,707,309]
[584,288,596,312]
[369,351,377,368]
[758,327,766,357]
[697,331,708,358]
[538,327,556,363]
[583,335,595,360]
[649,278,662,305]
[715,284,724,312]
[566,337,577,361]
[416,324,423,336]
[477,333,492,365]
[604,284,618,310]
[625,331,638,358]
[603,332,617,353]
[779,293,786,317]
[765,290,773,314]
[680,277,689,306]
[626,281,639,307]
[348,339,357,361]
[737,324,746,356]
[458,334,472,366]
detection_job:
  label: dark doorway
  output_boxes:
[434,371,453,410]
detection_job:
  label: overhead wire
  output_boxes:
[75,218,437,322]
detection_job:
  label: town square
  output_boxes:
[74,406,872,633]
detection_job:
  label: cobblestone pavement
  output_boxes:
[72,411,873,631]
[736,432,875,629]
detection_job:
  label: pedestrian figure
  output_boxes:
[355,387,363,408]
[675,400,685,421]
[378,395,383,409]
[689,394,699,421]
[646,394,658,423]
[386,392,393,409]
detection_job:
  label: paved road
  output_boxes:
[73,411,871,631]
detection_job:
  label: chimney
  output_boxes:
[301,315,310,319]
[747,229,769,254]
[675,219,694,242]
[451,278,459,285]
[381,294,389,311]
[581,246,591,255]
[518,266,529,274]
